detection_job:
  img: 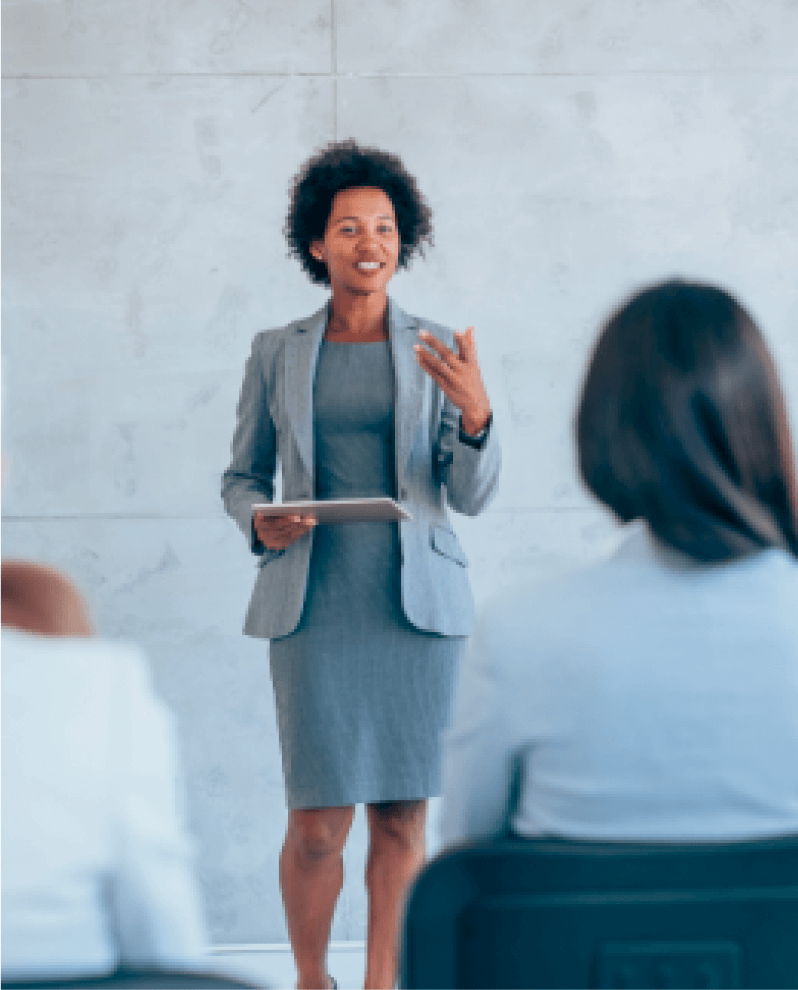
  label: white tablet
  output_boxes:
[252,498,413,524]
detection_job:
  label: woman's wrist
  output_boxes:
[460,406,492,437]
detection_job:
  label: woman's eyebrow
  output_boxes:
[334,214,395,223]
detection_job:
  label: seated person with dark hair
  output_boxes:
[441,279,798,844]
[1,558,255,986]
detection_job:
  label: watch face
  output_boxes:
[459,426,488,448]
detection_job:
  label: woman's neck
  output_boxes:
[325,290,389,341]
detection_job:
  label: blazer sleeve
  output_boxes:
[435,392,501,516]
[221,334,279,556]
[111,646,208,970]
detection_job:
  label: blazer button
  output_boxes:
[400,487,407,500]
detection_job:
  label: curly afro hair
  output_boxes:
[284,139,434,286]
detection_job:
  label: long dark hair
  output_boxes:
[576,278,798,562]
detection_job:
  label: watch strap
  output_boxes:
[458,411,493,450]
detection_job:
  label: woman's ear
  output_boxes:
[309,240,325,263]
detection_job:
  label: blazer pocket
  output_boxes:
[429,525,469,567]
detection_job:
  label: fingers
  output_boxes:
[254,512,316,526]
[414,343,459,392]
[255,512,317,550]
[416,330,458,367]
[414,326,481,399]
[417,327,476,366]
[414,329,461,390]
[454,326,477,361]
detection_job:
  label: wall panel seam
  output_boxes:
[4,69,797,81]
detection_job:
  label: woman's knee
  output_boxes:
[367,799,427,847]
[287,806,355,864]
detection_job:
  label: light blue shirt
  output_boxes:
[441,521,798,845]
[1,629,208,981]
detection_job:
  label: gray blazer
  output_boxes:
[221,298,501,640]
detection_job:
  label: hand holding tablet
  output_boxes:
[253,498,412,550]
[254,511,317,550]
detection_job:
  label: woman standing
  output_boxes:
[222,140,500,989]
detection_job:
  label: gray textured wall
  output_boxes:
[2,0,797,945]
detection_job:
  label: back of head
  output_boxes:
[576,278,798,562]
[1,560,94,637]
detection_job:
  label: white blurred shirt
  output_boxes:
[441,521,798,845]
[1,628,208,981]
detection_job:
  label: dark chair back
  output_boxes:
[1,967,264,989]
[400,834,798,989]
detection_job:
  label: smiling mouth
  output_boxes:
[356,261,383,270]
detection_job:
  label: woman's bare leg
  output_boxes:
[280,805,356,990]
[364,799,427,990]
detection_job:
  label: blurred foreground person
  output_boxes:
[441,278,798,845]
[1,556,214,982]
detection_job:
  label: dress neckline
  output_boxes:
[322,338,390,345]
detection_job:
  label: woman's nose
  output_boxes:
[358,229,379,248]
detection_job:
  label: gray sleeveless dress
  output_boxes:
[268,340,463,809]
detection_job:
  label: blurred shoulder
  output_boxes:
[1,560,92,637]
[475,574,574,658]
[759,546,798,583]
[473,549,635,663]
[745,547,798,629]
[2,620,154,701]
[474,540,798,669]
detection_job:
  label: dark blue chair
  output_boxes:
[1,968,264,989]
[400,833,798,989]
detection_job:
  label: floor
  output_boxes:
[208,942,368,990]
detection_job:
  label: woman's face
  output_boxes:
[310,186,400,296]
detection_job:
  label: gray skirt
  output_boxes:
[269,517,463,810]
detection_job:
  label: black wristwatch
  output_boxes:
[458,411,493,450]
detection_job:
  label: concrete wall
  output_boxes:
[3,0,796,944]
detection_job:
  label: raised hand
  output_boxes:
[413,326,492,435]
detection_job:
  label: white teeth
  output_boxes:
[357,262,381,269]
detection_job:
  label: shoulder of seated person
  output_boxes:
[2,560,93,637]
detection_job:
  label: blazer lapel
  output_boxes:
[389,297,427,483]
[284,297,427,489]
[284,301,328,483]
